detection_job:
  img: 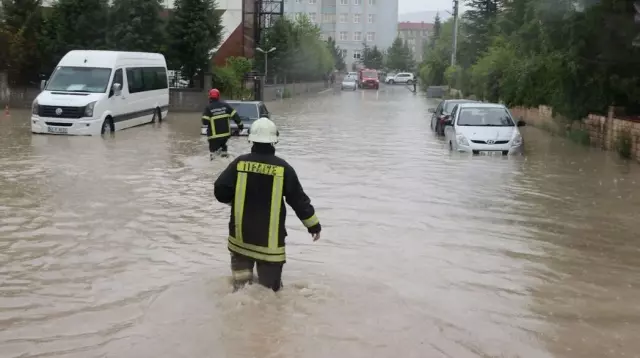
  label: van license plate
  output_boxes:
[47,127,68,134]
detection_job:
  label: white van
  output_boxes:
[31,50,169,136]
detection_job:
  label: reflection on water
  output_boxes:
[1,87,639,357]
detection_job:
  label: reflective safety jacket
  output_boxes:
[201,100,242,139]
[214,147,321,263]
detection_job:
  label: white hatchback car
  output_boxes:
[443,103,526,155]
[387,72,414,84]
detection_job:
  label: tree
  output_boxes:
[429,12,442,51]
[385,37,413,71]
[326,36,346,71]
[107,0,165,53]
[362,43,383,69]
[167,0,222,85]
[40,0,110,72]
[0,0,43,85]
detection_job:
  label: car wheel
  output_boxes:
[352,87,356,91]
[389,80,395,85]
[472,150,479,155]
[101,116,114,136]
[341,86,344,90]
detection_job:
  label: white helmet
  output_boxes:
[248,117,279,144]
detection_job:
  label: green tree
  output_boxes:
[107,0,165,53]
[167,0,222,85]
[362,43,384,69]
[0,0,43,85]
[40,0,110,72]
[386,37,414,71]
[429,12,442,51]
[326,36,346,71]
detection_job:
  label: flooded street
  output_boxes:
[2,87,640,358]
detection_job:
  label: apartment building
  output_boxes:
[397,22,433,62]
[284,0,398,69]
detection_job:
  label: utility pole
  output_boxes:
[451,0,460,66]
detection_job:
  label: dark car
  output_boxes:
[201,100,271,136]
[429,99,477,136]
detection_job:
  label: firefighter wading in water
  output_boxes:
[202,88,243,160]
[214,117,322,292]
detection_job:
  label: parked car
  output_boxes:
[443,103,526,155]
[341,76,357,91]
[384,73,397,83]
[429,99,477,136]
[387,72,414,85]
[201,100,270,136]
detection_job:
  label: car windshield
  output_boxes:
[46,66,112,93]
[444,101,472,114]
[457,107,515,126]
[362,71,376,78]
[343,77,356,83]
[228,103,259,119]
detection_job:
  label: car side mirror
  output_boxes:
[111,83,122,97]
[428,108,435,113]
[40,80,47,91]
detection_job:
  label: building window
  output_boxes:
[341,49,348,58]
[340,31,348,41]
[309,12,316,22]
[323,13,335,23]
[353,31,361,41]
[340,0,348,5]
[368,0,375,4]
[353,14,360,23]
[339,13,347,23]
[309,0,316,3]
[367,32,375,41]
[368,14,374,23]
[354,0,361,5]
[353,50,362,60]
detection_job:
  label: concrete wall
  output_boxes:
[511,105,640,162]
[0,78,328,111]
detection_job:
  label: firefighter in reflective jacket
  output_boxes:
[214,117,322,292]
[202,88,243,159]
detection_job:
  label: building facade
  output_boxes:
[284,0,398,69]
[397,22,433,63]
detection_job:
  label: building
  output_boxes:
[284,0,398,69]
[397,21,433,62]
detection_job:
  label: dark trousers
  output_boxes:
[208,137,229,153]
[230,252,284,292]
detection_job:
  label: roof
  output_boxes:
[398,22,434,31]
[457,103,507,109]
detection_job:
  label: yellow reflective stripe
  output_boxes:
[230,109,237,117]
[232,269,253,281]
[210,114,229,120]
[234,173,247,241]
[237,161,285,177]
[229,235,284,255]
[208,132,230,139]
[268,176,284,249]
[228,241,286,262]
[302,214,319,228]
[207,114,231,138]
[201,116,210,120]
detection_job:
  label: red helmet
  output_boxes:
[208,88,220,100]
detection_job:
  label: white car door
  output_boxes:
[444,105,459,149]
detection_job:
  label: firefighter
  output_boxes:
[202,88,243,160]
[213,117,322,292]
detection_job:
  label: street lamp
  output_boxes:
[256,47,277,83]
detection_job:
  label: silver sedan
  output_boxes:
[341,77,357,91]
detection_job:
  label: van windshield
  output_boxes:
[46,67,113,93]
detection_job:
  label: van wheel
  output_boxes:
[152,107,162,123]
[101,117,114,135]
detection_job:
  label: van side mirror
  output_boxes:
[40,80,47,91]
[111,83,122,97]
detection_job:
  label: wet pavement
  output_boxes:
[1,85,640,358]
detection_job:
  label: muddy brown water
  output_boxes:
[1,87,640,358]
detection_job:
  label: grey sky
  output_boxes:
[399,0,468,14]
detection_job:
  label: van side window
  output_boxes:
[112,69,123,87]
[126,68,145,93]
[126,67,168,93]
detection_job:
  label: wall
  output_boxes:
[510,105,640,162]
[0,79,328,111]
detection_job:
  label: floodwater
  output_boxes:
[1,86,640,358]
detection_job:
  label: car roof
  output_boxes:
[456,103,507,109]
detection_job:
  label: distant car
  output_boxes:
[200,100,271,136]
[341,77,357,91]
[443,103,526,155]
[387,72,414,85]
[384,73,397,83]
[429,99,477,136]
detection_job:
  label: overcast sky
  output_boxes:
[399,0,467,14]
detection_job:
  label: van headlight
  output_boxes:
[511,133,523,147]
[456,134,469,146]
[32,100,39,115]
[84,101,96,117]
